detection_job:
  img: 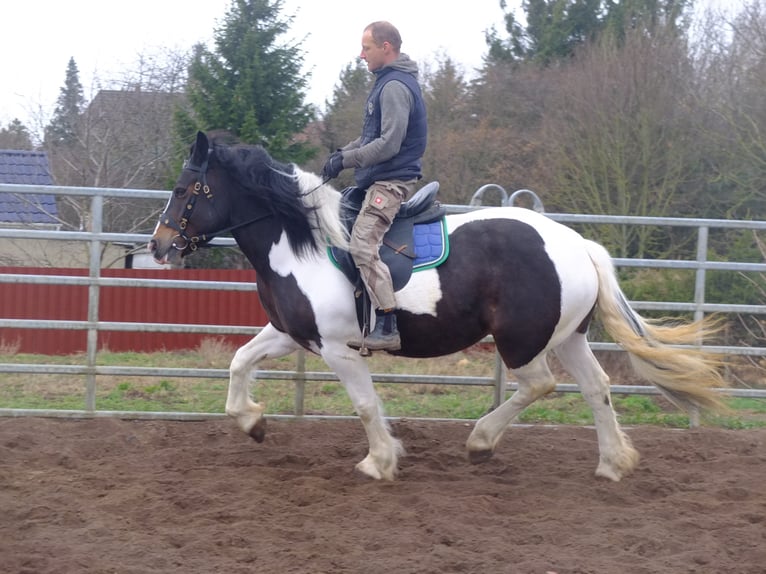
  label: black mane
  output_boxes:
[208,138,318,257]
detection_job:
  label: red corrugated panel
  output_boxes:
[0,267,267,355]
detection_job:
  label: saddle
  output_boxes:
[329,181,448,296]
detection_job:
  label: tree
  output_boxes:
[319,60,372,151]
[181,0,315,163]
[487,0,604,64]
[0,120,34,150]
[602,0,692,43]
[423,57,470,131]
[44,58,86,146]
[41,49,191,253]
[420,57,483,203]
[309,60,372,185]
[691,0,766,219]
[541,26,703,258]
[487,0,692,65]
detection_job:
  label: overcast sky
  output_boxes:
[1,0,740,139]
[1,0,511,136]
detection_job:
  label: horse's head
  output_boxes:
[151,130,348,266]
[150,131,232,265]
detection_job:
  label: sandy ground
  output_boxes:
[1,416,764,574]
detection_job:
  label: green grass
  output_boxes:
[1,339,764,428]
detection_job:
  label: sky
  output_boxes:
[1,0,740,140]
[0,0,512,138]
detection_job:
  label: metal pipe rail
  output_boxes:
[2,182,765,422]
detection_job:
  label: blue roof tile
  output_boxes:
[0,150,58,224]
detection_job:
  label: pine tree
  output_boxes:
[487,0,691,65]
[45,58,86,145]
[320,61,372,151]
[0,119,34,150]
[183,0,315,162]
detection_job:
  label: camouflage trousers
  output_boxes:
[349,179,417,311]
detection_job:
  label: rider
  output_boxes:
[321,20,428,352]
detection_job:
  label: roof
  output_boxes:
[0,149,58,224]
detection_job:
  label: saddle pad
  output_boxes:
[412,218,449,269]
[327,217,449,278]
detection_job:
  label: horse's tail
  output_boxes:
[585,240,729,415]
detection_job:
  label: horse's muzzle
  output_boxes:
[148,233,185,265]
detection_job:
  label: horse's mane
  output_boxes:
[209,138,348,257]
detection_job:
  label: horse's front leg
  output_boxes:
[226,323,302,442]
[321,342,403,480]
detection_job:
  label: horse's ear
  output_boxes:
[190,131,210,164]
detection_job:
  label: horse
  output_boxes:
[150,130,727,482]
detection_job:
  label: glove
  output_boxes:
[321,151,344,180]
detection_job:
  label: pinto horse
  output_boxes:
[150,131,727,482]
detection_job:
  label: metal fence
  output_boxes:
[1,182,765,422]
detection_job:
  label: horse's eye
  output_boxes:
[173,186,187,198]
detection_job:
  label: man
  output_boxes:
[322,21,428,352]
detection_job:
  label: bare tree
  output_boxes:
[540,26,703,258]
[44,48,191,238]
[16,49,193,268]
[691,0,766,219]
[451,61,554,205]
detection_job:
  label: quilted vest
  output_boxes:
[355,68,427,189]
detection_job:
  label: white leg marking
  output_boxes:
[321,341,403,480]
[466,356,556,461]
[555,333,639,481]
[226,323,301,438]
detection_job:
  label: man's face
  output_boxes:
[360,29,390,72]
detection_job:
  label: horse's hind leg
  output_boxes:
[226,323,302,442]
[321,342,403,480]
[466,354,556,463]
[554,333,639,481]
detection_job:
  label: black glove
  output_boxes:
[321,151,344,180]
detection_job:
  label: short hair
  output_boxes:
[364,21,402,53]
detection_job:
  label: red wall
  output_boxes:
[0,268,268,354]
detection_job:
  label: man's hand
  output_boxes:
[321,151,344,180]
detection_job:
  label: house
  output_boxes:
[0,147,166,268]
[0,149,59,228]
[0,150,99,267]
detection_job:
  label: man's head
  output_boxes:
[360,21,402,73]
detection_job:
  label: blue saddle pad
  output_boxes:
[327,217,449,289]
[412,219,449,269]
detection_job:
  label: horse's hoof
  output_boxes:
[249,419,267,443]
[355,455,397,480]
[468,449,494,465]
[595,465,622,482]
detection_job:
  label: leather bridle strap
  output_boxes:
[158,151,272,251]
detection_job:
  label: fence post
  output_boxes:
[85,195,103,411]
[689,226,710,428]
[294,349,306,416]
[493,351,506,408]
[694,226,709,324]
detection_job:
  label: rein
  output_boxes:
[297,176,331,197]
[159,150,272,252]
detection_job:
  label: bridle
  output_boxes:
[158,149,272,252]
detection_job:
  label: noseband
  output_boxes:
[157,150,214,252]
[158,149,271,252]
